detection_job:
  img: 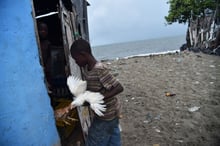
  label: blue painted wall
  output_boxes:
[0,1,60,145]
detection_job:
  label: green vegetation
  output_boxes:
[165,0,217,24]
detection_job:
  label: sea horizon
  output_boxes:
[91,35,186,61]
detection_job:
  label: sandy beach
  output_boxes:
[104,52,220,146]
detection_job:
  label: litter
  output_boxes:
[118,124,122,132]
[211,76,216,80]
[194,81,200,84]
[196,72,201,75]
[188,106,200,112]
[144,113,153,124]
[155,129,161,133]
[176,58,182,63]
[106,62,111,65]
[154,114,161,120]
[143,120,151,124]
[165,92,176,97]
[176,140,183,143]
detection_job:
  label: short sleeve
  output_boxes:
[98,68,120,90]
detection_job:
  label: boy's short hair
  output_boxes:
[70,39,92,56]
[37,22,48,30]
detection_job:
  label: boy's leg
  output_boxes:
[107,123,121,146]
[85,118,117,146]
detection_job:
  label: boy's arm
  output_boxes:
[98,65,124,99]
[102,83,124,99]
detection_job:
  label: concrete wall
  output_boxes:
[0,0,60,145]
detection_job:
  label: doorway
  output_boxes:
[32,0,85,145]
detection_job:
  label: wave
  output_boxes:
[116,49,180,60]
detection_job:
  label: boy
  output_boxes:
[38,22,50,67]
[70,38,124,146]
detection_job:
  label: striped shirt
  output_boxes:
[82,62,121,120]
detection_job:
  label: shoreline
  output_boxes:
[101,49,180,62]
[122,49,180,59]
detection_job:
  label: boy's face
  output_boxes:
[38,24,48,39]
[72,52,87,67]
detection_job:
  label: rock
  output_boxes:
[201,47,213,55]
[213,46,220,56]
[180,44,188,52]
[190,47,200,53]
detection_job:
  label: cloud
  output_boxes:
[88,0,187,46]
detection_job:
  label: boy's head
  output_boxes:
[70,39,92,67]
[38,22,48,40]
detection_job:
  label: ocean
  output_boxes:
[92,35,186,60]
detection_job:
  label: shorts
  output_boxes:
[85,117,121,146]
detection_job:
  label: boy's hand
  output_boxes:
[67,76,87,97]
[54,104,78,126]
[54,104,72,119]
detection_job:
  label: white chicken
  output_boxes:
[67,75,106,116]
[67,76,87,97]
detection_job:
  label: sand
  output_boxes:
[104,52,220,146]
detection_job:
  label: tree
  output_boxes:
[165,0,217,25]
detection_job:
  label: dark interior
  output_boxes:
[34,0,71,100]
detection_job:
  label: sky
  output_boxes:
[87,0,188,46]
